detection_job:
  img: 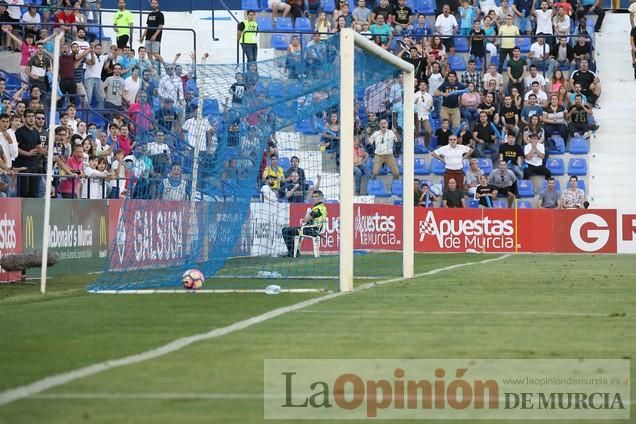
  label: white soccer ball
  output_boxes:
[182,269,205,290]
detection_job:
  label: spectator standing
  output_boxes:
[533,0,553,35]
[353,137,368,195]
[497,16,520,73]
[435,5,458,51]
[102,63,126,118]
[435,71,466,131]
[27,42,51,92]
[113,0,134,51]
[0,113,18,174]
[431,134,473,189]
[368,119,400,182]
[498,132,524,179]
[55,144,85,198]
[21,5,40,39]
[237,10,258,63]
[84,43,106,108]
[140,0,164,61]
[507,47,527,96]
[414,81,433,146]
[159,163,190,201]
[158,64,183,106]
[14,109,42,197]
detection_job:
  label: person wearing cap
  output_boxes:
[523,132,551,180]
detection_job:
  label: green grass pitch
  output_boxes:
[0,253,634,423]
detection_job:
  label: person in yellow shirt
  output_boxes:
[114,0,135,51]
[497,16,520,73]
[262,154,284,189]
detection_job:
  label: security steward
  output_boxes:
[282,190,327,257]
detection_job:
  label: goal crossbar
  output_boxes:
[339,29,415,292]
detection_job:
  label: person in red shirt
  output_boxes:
[55,143,85,198]
[55,8,76,40]
[117,123,133,155]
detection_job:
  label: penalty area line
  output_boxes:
[0,254,510,408]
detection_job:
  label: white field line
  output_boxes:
[295,310,613,317]
[31,393,268,400]
[0,254,510,408]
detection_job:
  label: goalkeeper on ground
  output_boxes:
[281,190,327,257]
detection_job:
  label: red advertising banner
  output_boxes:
[289,203,404,253]
[553,210,617,253]
[107,199,193,271]
[0,198,23,282]
[415,208,552,253]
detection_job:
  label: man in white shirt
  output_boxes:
[414,81,433,147]
[528,37,554,77]
[182,116,216,154]
[523,81,548,106]
[434,5,458,50]
[431,134,473,190]
[533,0,553,35]
[84,44,106,109]
[123,66,141,104]
[368,119,400,181]
[0,113,18,173]
[524,64,547,91]
[482,64,504,91]
[261,175,279,203]
[158,64,184,106]
[523,133,551,179]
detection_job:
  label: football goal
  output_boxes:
[85,29,414,293]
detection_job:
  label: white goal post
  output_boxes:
[339,29,415,292]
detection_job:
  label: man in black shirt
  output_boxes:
[14,110,44,197]
[469,20,486,71]
[397,46,427,82]
[371,0,394,23]
[434,118,451,146]
[442,177,466,207]
[472,111,498,164]
[435,71,466,131]
[393,0,413,34]
[498,94,520,135]
[140,0,165,60]
[477,92,497,122]
[566,94,593,137]
[498,133,524,179]
[570,59,601,106]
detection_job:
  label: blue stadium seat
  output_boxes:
[516,37,531,53]
[546,158,565,176]
[431,158,446,175]
[414,0,435,14]
[517,179,535,198]
[577,179,586,192]
[517,200,532,208]
[278,157,291,171]
[489,55,499,68]
[268,79,286,97]
[547,136,565,154]
[321,0,335,12]
[448,55,467,71]
[295,17,312,32]
[241,0,262,10]
[569,137,590,154]
[391,180,403,196]
[271,34,289,50]
[467,199,480,208]
[415,158,429,175]
[257,17,273,31]
[202,98,219,117]
[477,158,493,175]
[4,73,21,90]
[493,199,508,208]
[414,138,428,153]
[429,135,438,150]
[568,158,587,176]
[541,179,561,192]
[367,179,391,197]
[394,199,404,205]
[296,118,317,134]
[454,37,469,53]
[260,0,271,10]
[276,17,293,30]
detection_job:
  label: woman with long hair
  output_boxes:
[523,114,545,144]
[549,69,567,94]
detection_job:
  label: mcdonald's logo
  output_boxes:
[24,216,35,250]
[99,216,107,246]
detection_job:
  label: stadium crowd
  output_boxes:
[0,0,616,210]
